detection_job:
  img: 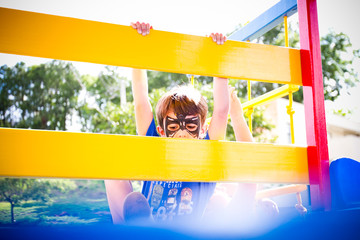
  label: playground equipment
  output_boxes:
[0,0,330,218]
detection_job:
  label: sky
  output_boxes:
[0,0,359,123]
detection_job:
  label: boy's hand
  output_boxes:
[131,22,152,36]
[209,33,227,45]
[229,86,244,116]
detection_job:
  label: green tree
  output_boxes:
[0,178,75,223]
[226,23,299,99]
[146,71,213,92]
[0,61,81,224]
[0,60,81,130]
[77,67,136,134]
[225,23,360,142]
[321,30,359,101]
[258,23,359,102]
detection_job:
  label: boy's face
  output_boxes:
[157,111,205,139]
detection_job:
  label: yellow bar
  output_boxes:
[0,7,303,85]
[242,85,299,112]
[0,128,309,184]
[284,15,289,48]
[247,80,253,133]
[288,91,296,144]
[247,110,253,133]
[284,15,295,144]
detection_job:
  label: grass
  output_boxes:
[0,180,112,226]
[0,179,143,226]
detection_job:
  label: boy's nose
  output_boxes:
[174,129,191,138]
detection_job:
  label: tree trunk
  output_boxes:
[10,202,15,223]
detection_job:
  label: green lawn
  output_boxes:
[0,197,111,225]
[0,179,145,226]
[0,180,113,226]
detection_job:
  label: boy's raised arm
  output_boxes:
[208,77,229,140]
[227,87,256,218]
[229,87,253,142]
[207,33,229,141]
[131,22,153,136]
[132,68,153,136]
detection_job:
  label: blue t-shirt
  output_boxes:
[141,118,216,222]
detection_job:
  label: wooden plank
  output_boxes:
[298,0,331,210]
[0,7,303,85]
[228,0,298,41]
[0,128,309,183]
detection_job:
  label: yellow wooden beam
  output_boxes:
[0,128,309,183]
[0,7,303,85]
[243,84,299,112]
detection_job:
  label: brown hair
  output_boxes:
[155,85,208,128]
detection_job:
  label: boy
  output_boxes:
[105,22,228,224]
[105,22,254,224]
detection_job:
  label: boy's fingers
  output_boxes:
[221,34,227,45]
[210,33,227,45]
[141,22,147,35]
[209,33,226,44]
[217,33,222,45]
[146,23,150,35]
[210,33,216,42]
[231,92,236,100]
[215,33,220,44]
[228,87,235,100]
[131,22,152,35]
[136,22,141,34]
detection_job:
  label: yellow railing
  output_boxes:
[0,7,303,85]
[0,8,309,185]
[0,128,309,183]
[242,84,299,112]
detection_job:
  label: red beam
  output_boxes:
[298,0,331,210]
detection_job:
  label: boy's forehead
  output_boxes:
[167,111,198,119]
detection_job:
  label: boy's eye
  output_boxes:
[186,124,198,131]
[167,124,180,131]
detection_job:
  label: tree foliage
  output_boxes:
[257,22,359,102]
[321,31,359,100]
[0,61,81,223]
[0,60,81,130]
[77,67,136,134]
